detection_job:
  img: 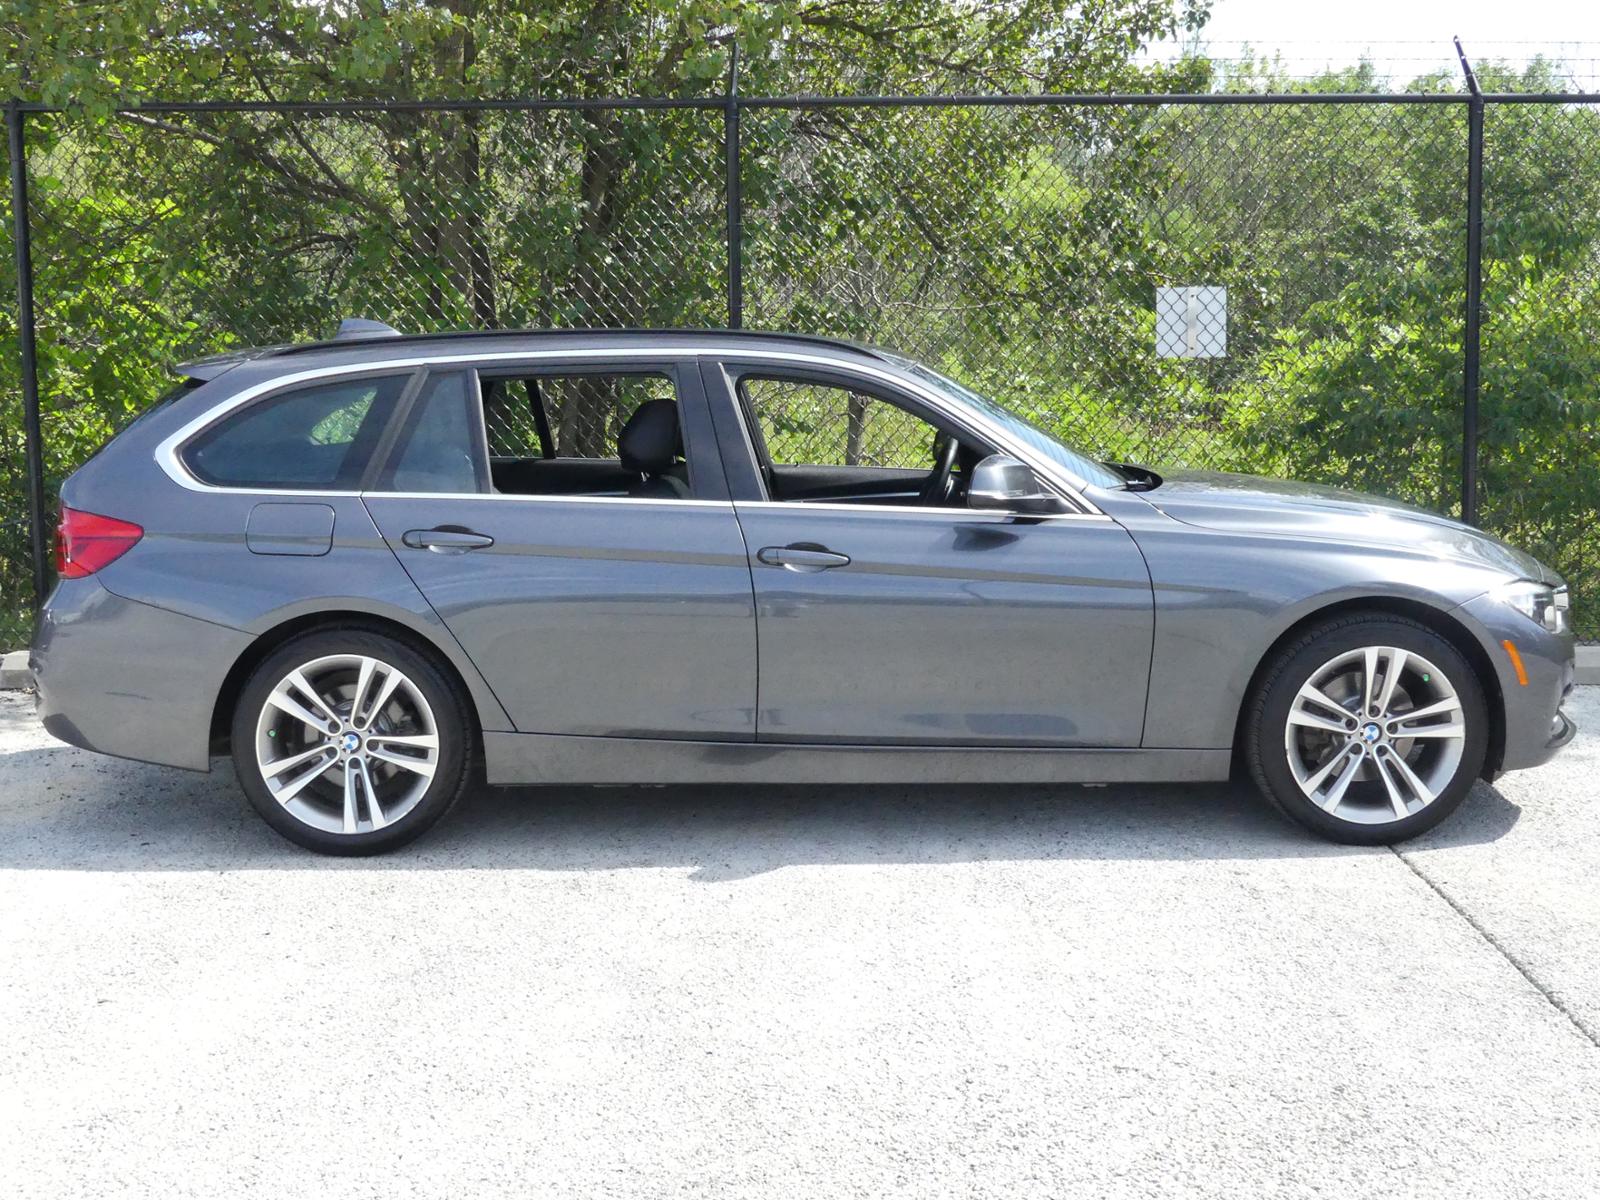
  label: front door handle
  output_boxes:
[756,543,851,572]
[401,526,495,554]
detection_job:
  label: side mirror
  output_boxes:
[968,454,1070,515]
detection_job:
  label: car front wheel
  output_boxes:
[231,628,474,855]
[1245,613,1489,844]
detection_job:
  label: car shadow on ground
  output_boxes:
[0,738,1523,876]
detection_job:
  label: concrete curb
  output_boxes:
[1,650,31,690]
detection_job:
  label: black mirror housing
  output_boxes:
[968,454,1070,515]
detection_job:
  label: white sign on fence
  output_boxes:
[1156,285,1227,358]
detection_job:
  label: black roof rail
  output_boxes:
[260,326,890,361]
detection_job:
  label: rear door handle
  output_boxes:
[756,544,851,571]
[401,526,495,554]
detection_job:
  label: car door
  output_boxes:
[362,359,757,741]
[704,358,1153,747]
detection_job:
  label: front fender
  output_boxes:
[1128,518,1510,750]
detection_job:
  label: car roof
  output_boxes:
[177,327,893,380]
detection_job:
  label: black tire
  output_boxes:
[1244,612,1489,845]
[231,627,474,855]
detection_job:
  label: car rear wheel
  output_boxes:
[231,628,473,855]
[1245,613,1489,844]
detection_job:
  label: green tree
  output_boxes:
[0,1,1209,637]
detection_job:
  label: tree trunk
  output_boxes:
[561,375,622,459]
[393,2,496,329]
[463,114,498,327]
[565,113,625,457]
[846,393,869,466]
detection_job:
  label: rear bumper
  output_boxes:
[31,577,252,771]
[1455,593,1578,774]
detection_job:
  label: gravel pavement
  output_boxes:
[1,688,1597,1199]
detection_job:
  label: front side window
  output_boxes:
[889,357,1126,490]
[736,373,980,509]
[742,377,936,469]
[185,375,408,489]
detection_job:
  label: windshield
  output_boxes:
[888,357,1127,490]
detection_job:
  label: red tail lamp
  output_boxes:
[54,505,143,579]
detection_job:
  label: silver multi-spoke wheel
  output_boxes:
[254,653,440,836]
[1284,645,1466,825]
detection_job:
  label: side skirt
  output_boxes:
[483,732,1231,786]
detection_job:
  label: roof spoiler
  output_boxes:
[174,349,265,381]
[335,317,401,341]
[174,319,400,379]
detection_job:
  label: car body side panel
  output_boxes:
[482,730,1230,785]
[1115,505,1548,751]
[32,577,254,771]
[363,495,758,740]
[731,504,1153,746]
[57,454,513,745]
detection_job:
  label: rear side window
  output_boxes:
[482,379,547,459]
[484,373,672,459]
[184,375,408,489]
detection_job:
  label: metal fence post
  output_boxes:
[1455,38,1484,526]
[6,100,48,603]
[724,43,743,330]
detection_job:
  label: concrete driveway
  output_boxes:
[1,688,1596,1198]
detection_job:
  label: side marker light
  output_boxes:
[1501,640,1529,687]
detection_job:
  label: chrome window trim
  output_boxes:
[153,345,1105,514]
[174,367,418,496]
[733,500,1113,522]
[373,491,735,509]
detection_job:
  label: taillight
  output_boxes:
[55,505,143,579]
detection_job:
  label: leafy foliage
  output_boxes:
[0,6,1595,644]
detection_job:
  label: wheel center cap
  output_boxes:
[341,732,362,754]
[1361,722,1383,744]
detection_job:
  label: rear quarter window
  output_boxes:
[184,374,409,489]
[375,372,486,494]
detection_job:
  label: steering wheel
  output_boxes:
[917,432,960,507]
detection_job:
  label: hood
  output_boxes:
[1140,469,1557,584]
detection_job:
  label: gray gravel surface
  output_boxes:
[2,688,1597,1198]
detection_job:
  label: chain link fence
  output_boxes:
[2,88,1597,647]
[0,143,25,647]
[1478,100,1600,629]
[744,100,1471,487]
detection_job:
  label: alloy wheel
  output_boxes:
[1283,645,1467,825]
[253,653,440,836]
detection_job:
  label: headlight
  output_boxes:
[1491,579,1570,634]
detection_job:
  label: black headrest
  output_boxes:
[618,398,682,475]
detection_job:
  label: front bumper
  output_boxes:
[31,576,252,771]
[1455,592,1578,774]
[1546,706,1579,756]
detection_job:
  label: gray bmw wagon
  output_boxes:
[32,323,1577,854]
